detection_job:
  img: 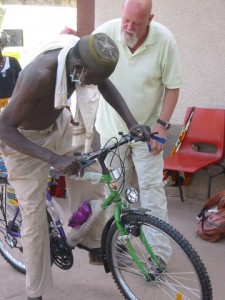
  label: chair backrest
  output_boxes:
[178,107,225,160]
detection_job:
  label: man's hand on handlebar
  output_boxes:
[129,124,167,155]
[129,124,151,143]
[149,124,167,155]
[52,156,84,177]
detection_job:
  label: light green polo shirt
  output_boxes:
[94,19,182,138]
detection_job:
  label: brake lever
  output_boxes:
[73,151,97,169]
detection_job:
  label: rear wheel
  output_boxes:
[0,180,26,274]
[106,212,212,300]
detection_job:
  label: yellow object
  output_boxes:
[176,292,183,300]
[8,198,18,206]
[0,97,10,108]
[7,185,18,206]
[2,50,20,61]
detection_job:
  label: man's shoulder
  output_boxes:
[22,56,54,82]
[151,21,175,38]
[8,56,21,68]
[103,18,121,26]
[8,56,18,62]
[95,18,121,35]
[150,21,176,43]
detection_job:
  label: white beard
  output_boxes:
[122,31,138,49]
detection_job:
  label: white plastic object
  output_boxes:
[111,168,122,180]
[70,172,102,184]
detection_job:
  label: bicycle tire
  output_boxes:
[106,212,212,300]
[0,181,26,274]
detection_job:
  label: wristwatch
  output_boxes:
[157,118,171,130]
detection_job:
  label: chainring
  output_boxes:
[50,235,74,270]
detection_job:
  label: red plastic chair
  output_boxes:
[164,107,225,201]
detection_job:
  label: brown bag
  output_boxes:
[196,190,225,242]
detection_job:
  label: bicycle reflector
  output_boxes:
[125,187,139,203]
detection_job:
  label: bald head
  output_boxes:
[122,0,153,51]
[123,0,152,15]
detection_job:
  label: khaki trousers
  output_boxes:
[1,109,108,298]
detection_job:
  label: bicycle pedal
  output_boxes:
[89,251,103,265]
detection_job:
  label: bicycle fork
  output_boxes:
[114,204,162,281]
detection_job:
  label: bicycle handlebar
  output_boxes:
[77,132,166,169]
[49,132,166,176]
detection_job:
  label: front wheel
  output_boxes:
[106,212,212,300]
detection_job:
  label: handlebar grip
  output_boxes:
[148,132,167,152]
[80,159,96,169]
[151,135,166,144]
[73,152,82,156]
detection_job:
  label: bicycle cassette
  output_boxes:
[50,236,74,270]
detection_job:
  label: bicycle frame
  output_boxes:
[6,206,20,238]
[46,189,67,241]
[79,132,166,278]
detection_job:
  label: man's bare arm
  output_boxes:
[150,88,179,154]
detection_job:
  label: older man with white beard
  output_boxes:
[93,0,182,265]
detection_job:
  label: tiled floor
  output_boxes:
[0,194,224,300]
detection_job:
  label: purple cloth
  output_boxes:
[68,200,92,228]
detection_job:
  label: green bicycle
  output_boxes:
[0,132,212,299]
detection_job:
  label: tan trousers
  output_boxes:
[1,109,108,298]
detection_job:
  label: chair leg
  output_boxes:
[206,168,211,199]
[206,164,225,199]
[176,172,184,202]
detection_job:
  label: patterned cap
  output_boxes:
[76,33,119,78]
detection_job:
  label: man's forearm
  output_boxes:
[158,88,179,122]
[0,125,59,165]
